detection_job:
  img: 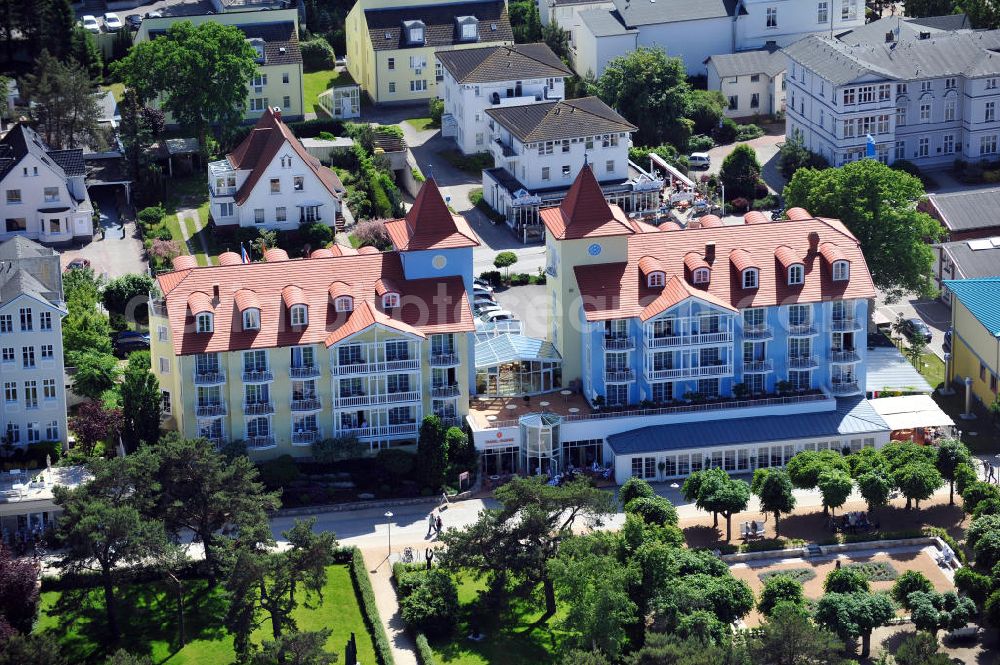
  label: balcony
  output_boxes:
[195,402,227,417]
[336,423,419,439]
[831,317,863,332]
[645,363,734,381]
[830,349,861,363]
[331,390,421,409]
[290,397,322,412]
[292,430,320,445]
[743,324,773,340]
[431,384,461,398]
[831,380,861,396]
[604,369,636,383]
[743,359,773,373]
[289,364,321,379]
[430,353,459,367]
[644,331,733,348]
[194,369,226,385]
[242,370,274,383]
[246,435,277,450]
[788,355,820,369]
[788,324,818,336]
[243,401,275,416]
[330,358,421,376]
[603,335,634,350]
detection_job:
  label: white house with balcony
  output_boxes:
[436,43,573,155]
[785,21,1000,167]
[0,125,92,245]
[207,107,344,229]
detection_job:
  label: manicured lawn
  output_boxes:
[404,117,437,132]
[303,69,356,117]
[429,574,570,665]
[36,564,377,665]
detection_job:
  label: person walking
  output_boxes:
[427,511,436,537]
[435,514,443,536]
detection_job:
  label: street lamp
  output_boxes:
[384,511,393,560]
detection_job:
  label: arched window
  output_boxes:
[647,271,665,288]
[196,313,213,333]
[832,260,850,281]
[788,264,804,285]
[334,296,353,312]
[692,268,710,285]
[243,308,261,330]
[742,268,759,289]
[290,304,308,326]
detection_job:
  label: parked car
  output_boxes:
[103,13,123,31]
[900,317,933,343]
[125,14,142,30]
[81,15,101,33]
[688,152,711,169]
[65,258,91,271]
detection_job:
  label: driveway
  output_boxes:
[60,189,147,280]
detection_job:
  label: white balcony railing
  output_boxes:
[330,358,421,376]
[604,369,636,383]
[645,363,734,381]
[193,369,226,385]
[290,398,322,412]
[289,365,321,379]
[830,349,861,363]
[331,390,421,409]
[336,423,418,439]
[429,353,459,367]
[242,370,274,383]
[196,402,227,417]
[788,355,820,369]
[644,331,733,348]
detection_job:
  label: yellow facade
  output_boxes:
[151,308,470,460]
[949,297,1000,408]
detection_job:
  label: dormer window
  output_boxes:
[832,260,850,281]
[290,304,308,327]
[788,264,804,285]
[243,308,261,330]
[742,268,759,289]
[647,272,665,288]
[383,293,400,309]
[197,313,213,333]
[693,268,710,285]
[335,296,353,312]
[403,20,425,45]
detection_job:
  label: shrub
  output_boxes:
[619,477,655,505]
[256,455,301,490]
[349,548,395,665]
[687,134,714,152]
[300,38,336,71]
[735,123,765,141]
[399,569,459,639]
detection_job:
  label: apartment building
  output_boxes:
[437,43,572,155]
[135,8,305,123]
[481,96,662,242]
[465,167,891,483]
[207,107,344,230]
[0,237,68,449]
[151,179,479,458]
[0,125,92,245]
[784,25,1000,168]
[346,0,513,104]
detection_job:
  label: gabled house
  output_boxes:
[0,124,92,244]
[207,108,344,230]
[346,0,514,104]
[437,43,573,155]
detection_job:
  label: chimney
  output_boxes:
[213,284,220,302]
[705,242,716,263]
[273,107,282,122]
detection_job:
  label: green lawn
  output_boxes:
[429,574,570,665]
[303,69,356,117]
[404,117,437,132]
[36,565,377,665]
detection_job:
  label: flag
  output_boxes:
[240,242,250,264]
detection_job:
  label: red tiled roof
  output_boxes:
[172,255,198,270]
[219,252,242,266]
[819,242,848,264]
[281,285,306,307]
[155,252,473,355]
[744,211,768,225]
[639,275,738,321]
[324,300,424,347]
[187,291,213,315]
[729,248,758,272]
[264,248,289,262]
[684,252,709,272]
[384,179,480,251]
[227,108,344,206]
[786,207,811,221]
[539,164,636,240]
[638,256,664,276]
[774,245,802,268]
[234,289,261,312]
[573,214,876,321]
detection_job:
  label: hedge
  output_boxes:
[348,547,395,665]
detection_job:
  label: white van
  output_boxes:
[689,152,711,169]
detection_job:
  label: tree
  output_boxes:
[119,352,162,451]
[251,630,336,665]
[719,144,761,201]
[152,434,280,580]
[68,400,123,456]
[934,439,972,506]
[416,415,449,490]
[594,47,691,148]
[906,590,977,636]
[439,476,616,616]
[68,25,103,81]
[748,602,848,665]
[856,471,892,516]
[22,51,100,150]
[0,544,40,634]
[113,21,259,147]
[814,591,896,657]
[619,477,656,506]
[893,631,952,665]
[71,351,121,400]
[493,251,518,278]
[102,274,155,320]
[892,570,934,607]
[893,462,943,510]
[624,496,679,527]
[783,159,943,300]
[757,576,804,618]
[751,469,796,536]
[823,567,869,594]
[817,469,852,517]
